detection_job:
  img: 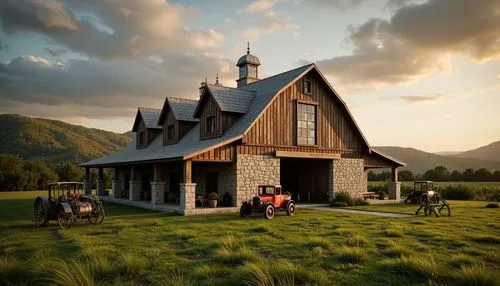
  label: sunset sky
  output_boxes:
[0,0,498,153]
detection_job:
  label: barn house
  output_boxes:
[81,47,405,215]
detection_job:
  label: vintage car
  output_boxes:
[405,181,440,205]
[240,185,296,219]
[33,182,105,229]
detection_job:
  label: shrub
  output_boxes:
[486,203,499,208]
[354,198,369,206]
[208,192,218,200]
[330,201,349,207]
[441,184,475,200]
[334,191,353,205]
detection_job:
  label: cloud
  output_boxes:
[314,0,500,89]
[307,0,366,9]
[399,94,444,104]
[241,12,299,40]
[0,54,237,120]
[244,0,277,13]
[44,47,67,57]
[0,0,224,59]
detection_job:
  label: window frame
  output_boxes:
[296,100,318,147]
[303,78,312,95]
[206,115,216,135]
[138,130,145,146]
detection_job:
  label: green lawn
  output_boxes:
[1,192,499,285]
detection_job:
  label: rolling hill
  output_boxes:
[0,114,132,164]
[374,146,500,174]
[454,141,500,162]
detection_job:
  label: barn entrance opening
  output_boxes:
[280,158,329,203]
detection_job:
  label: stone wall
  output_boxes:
[328,158,366,200]
[236,154,280,205]
[180,183,196,211]
[129,181,141,201]
[151,182,166,205]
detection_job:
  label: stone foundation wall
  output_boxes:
[151,182,166,205]
[388,182,401,200]
[112,180,121,199]
[180,183,196,211]
[329,158,366,200]
[129,181,141,201]
[236,154,280,205]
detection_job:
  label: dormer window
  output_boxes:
[303,79,312,94]
[138,130,145,146]
[207,116,216,134]
[167,125,174,141]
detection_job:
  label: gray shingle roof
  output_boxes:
[132,107,162,131]
[208,84,255,114]
[81,64,315,166]
[168,97,199,122]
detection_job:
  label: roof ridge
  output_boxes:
[207,83,255,93]
[167,97,199,103]
[139,107,161,111]
[242,63,315,87]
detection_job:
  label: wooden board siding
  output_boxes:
[199,94,238,140]
[136,119,146,149]
[243,70,364,151]
[237,144,357,157]
[163,110,178,145]
[192,144,235,162]
[363,153,400,168]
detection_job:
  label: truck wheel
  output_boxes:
[286,202,296,216]
[264,205,275,220]
[240,204,251,218]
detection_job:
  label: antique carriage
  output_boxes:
[405,181,440,205]
[33,182,105,229]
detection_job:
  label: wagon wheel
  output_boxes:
[33,198,48,227]
[57,207,73,229]
[286,202,296,216]
[438,201,451,217]
[89,204,105,224]
[264,205,275,220]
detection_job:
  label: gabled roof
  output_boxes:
[158,97,199,125]
[132,107,162,131]
[194,84,255,117]
[370,149,406,167]
[81,63,403,168]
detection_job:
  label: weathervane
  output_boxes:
[247,41,250,54]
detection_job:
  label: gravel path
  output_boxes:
[298,204,412,218]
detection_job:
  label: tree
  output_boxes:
[493,171,500,182]
[23,160,58,190]
[398,170,414,181]
[473,168,492,182]
[0,154,26,191]
[423,169,436,181]
[449,170,462,181]
[367,171,378,181]
[378,171,391,181]
[55,162,84,182]
[463,168,475,181]
[433,165,449,181]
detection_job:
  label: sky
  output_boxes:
[0,0,498,153]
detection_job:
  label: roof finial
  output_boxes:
[216,73,219,84]
[247,41,250,54]
[205,76,207,84]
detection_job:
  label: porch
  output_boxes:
[83,159,239,215]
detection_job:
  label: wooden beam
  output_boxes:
[154,164,163,182]
[274,150,341,160]
[392,168,398,182]
[183,160,192,183]
[98,167,104,180]
[85,167,90,180]
[114,167,119,180]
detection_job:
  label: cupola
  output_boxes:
[236,42,260,87]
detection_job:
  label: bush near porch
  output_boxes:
[0,191,499,285]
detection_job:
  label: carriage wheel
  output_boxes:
[57,207,73,229]
[89,204,105,224]
[286,202,296,216]
[34,198,48,227]
[438,202,451,217]
[264,205,275,220]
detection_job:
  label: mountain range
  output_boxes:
[0,114,498,173]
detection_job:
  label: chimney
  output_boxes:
[199,81,206,97]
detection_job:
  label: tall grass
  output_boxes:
[457,262,499,286]
[336,246,369,263]
[149,267,195,286]
[383,255,451,284]
[235,261,302,286]
[217,235,260,265]
[0,256,23,283]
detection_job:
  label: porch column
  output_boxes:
[151,163,166,205]
[129,165,141,201]
[112,167,122,199]
[388,167,401,200]
[97,167,106,196]
[84,167,92,195]
[180,160,196,212]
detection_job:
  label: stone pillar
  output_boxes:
[180,183,196,211]
[112,180,122,199]
[84,167,92,195]
[151,182,166,205]
[129,181,141,201]
[327,160,335,202]
[388,182,401,200]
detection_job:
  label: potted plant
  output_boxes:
[222,192,232,207]
[378,190,386,200]
[208,192,218,208]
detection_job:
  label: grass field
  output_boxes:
[1,191,499,285]
[368,181,500,188]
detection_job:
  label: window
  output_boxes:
[138,131,145,145]
[167,125,174,141]
[297,103,316,145]
[239,66,246,78]
[248,65,257,78]
[303,79,312,94]
[206,116,216,134]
